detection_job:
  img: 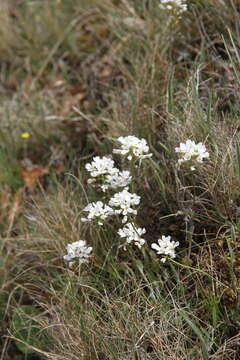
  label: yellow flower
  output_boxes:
[21,132,30,139]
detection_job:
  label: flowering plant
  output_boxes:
[151,236,179,263]
[175,139,209,171]
[63,240,92,267]
[77,135,151,253]
[85,156,117,178]
[81,201,114,226]
[85,156,132,192]
[117,223,146,249]
[113,135,152,161]
[63,135,208,267]
[109,189,141,223]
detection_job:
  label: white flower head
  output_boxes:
[159,0,187,12]
[175,139,209,170]
[109,189,140,223]
[102,170,132,192]
[85,156,118,178]
[118,223,146,249]
[85,156,131,192]
[63,240,92,267]
[81,201,114,226]
[151,235,179,263]
[113,136,152,161]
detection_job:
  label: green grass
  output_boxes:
[1,0,240,359]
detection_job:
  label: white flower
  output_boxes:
[118,223,146,249]
[85,156,132,192]
[175,140,209,169]
[159,0,187,12]
[151,235,179,263]
[63,240,92,267]
[113,136,152,161]
[85,156,118,178]
[102,170,132,192]
[109,189,140,223]
[81,201,114,226]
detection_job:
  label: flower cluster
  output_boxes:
[113,136,152,161]
[175,139,209,171]
[151,236,179,263]
[159,0,187,12]
[86,156,132,192]
[118,223,146,249]
[81,201,114,226]
[109,189,140,223]
[63,240,92,267]
[86,156,117,178]
[103,170,132,192]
